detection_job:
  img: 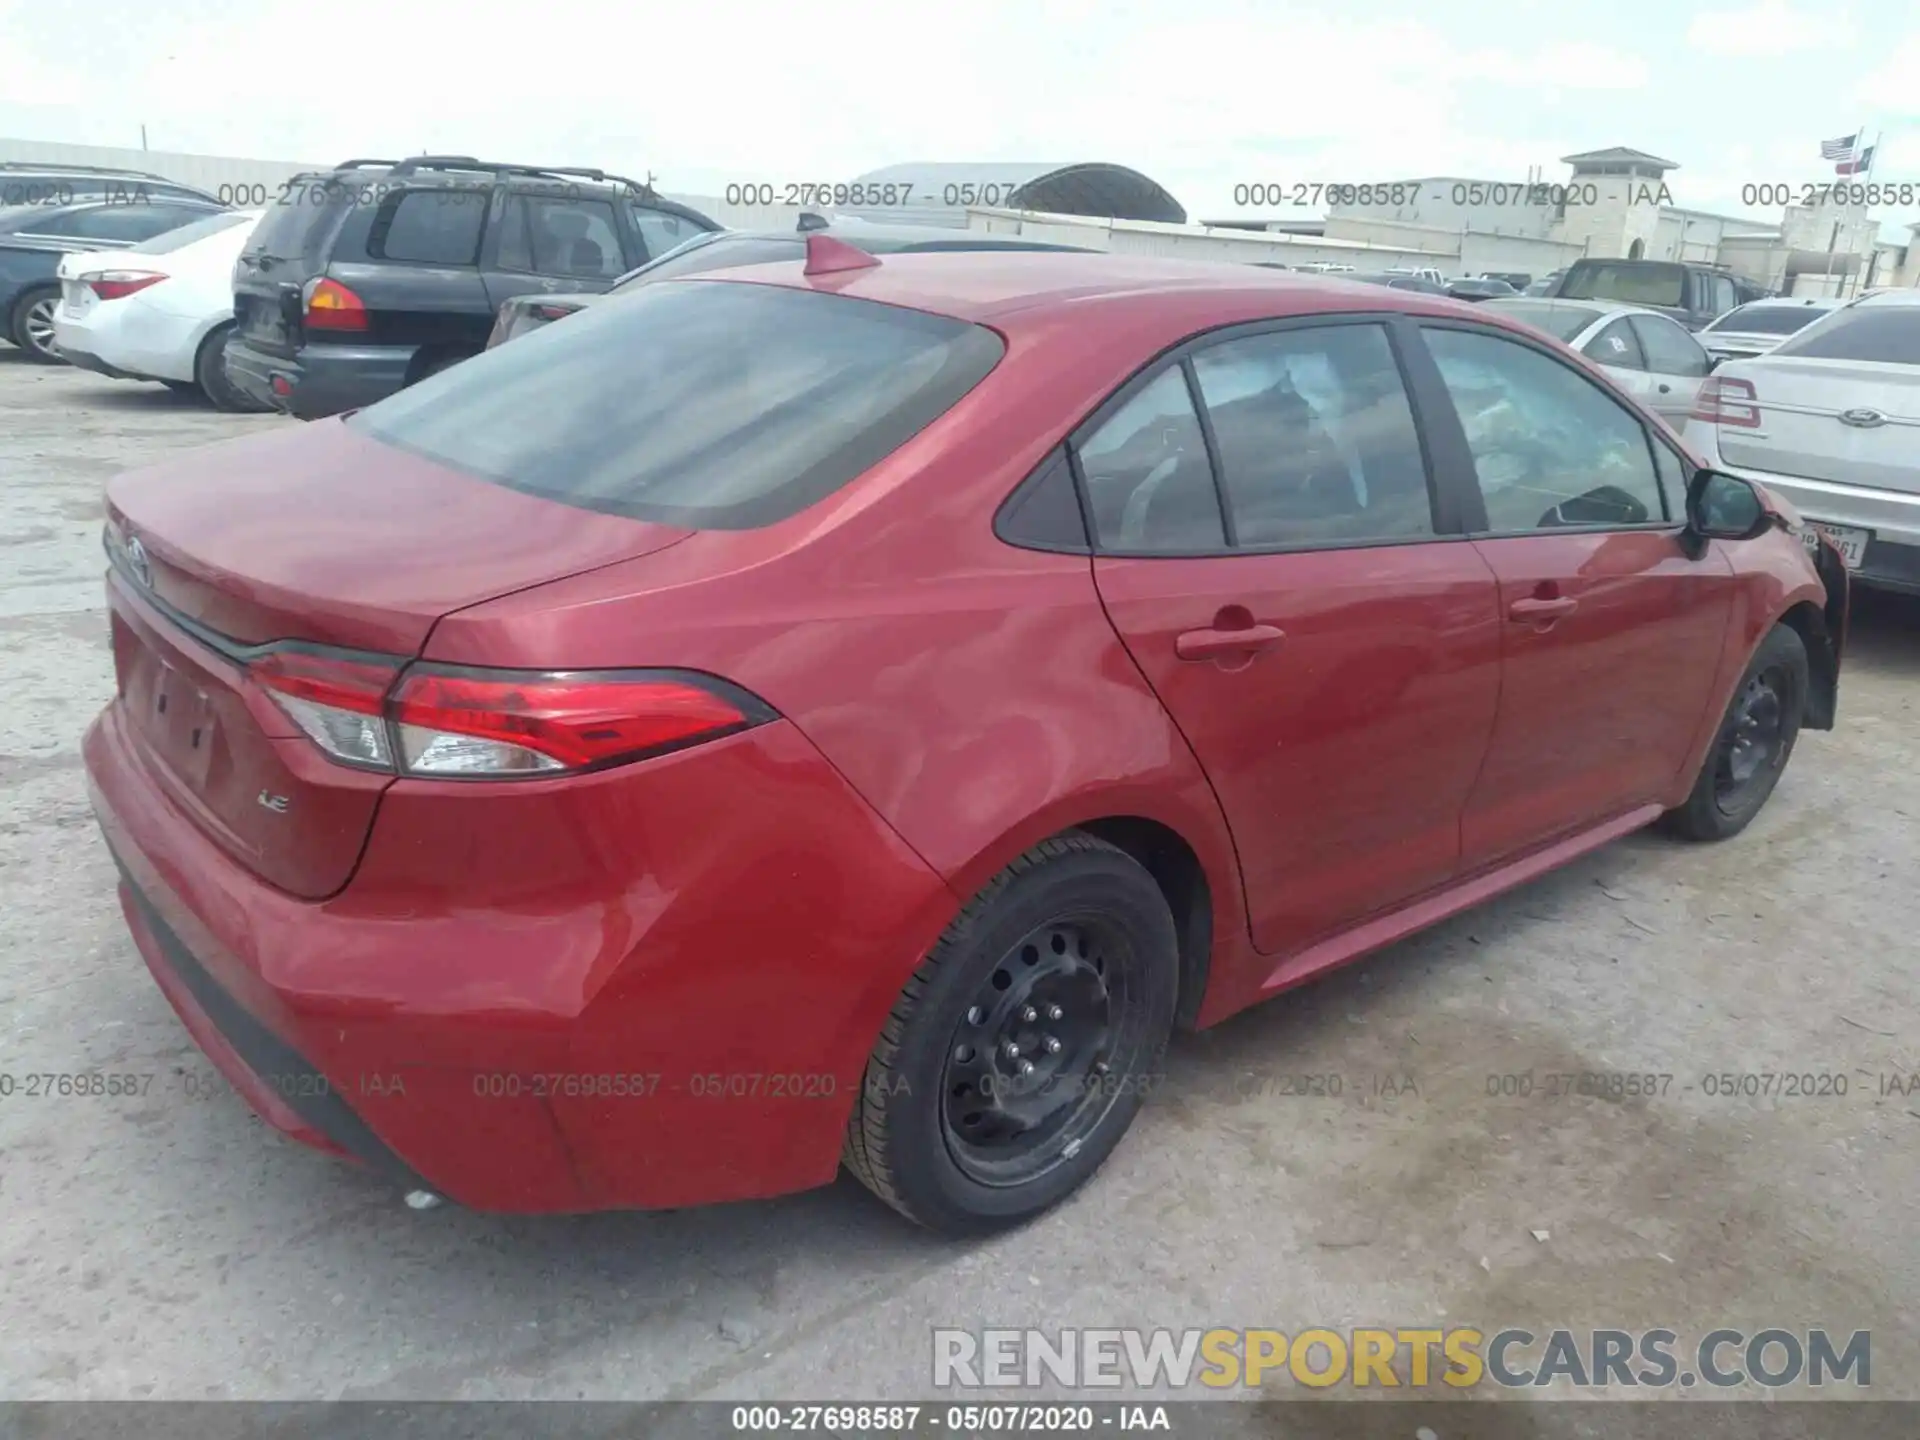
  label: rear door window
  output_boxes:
[1189,324,1434,548]
[626,203,705,264]
[1632,314,1710,377]
[374,189,488,265]
[1075,369,1225,552]
[348,280,1005,529]
[31,203,217,243]
[1582,318,1646,369]
[514,195,624,279]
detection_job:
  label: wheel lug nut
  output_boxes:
[1021,1005,1038,1022]
[1002,1040,1021,1059]
[966,1006,984,1025]
[1018,1059,1035,1076]
[1044,1036,1063,1055]
[1046,1004,1064,1020]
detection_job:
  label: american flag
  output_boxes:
[1820,134,1859,160]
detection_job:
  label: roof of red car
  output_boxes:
[695,248,1485,333]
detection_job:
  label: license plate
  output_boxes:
[63,283,91,316]
[152,663,218,786]
[1802,522,1869,570]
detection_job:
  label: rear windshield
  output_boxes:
[349,280,1006,529]
[1483,302,1598,343]
[609,234,803,291]
[1772,306,1920,364]
[1560,263,1686,309]
[1706,303,1829,336]
[128,209,257,254]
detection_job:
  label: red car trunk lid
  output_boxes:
[103,420,691,898]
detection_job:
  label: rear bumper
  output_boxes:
[53,299,200,384]
[56,342,145,381]
[1687,444,1920,595]
[223,336,417,420]
[83,696,956,1213]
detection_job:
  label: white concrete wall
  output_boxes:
[1323,179,1557,239]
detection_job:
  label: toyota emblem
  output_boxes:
[1838,408,1887,429]
[125,535,152,589]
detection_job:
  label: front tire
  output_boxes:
[1664,624,1807,841]
[8,286,64,363]
[194,324,271,412]
[844,833,1178,1235]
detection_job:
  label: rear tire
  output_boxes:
[843,833,1178,1235]
[8,286,64,363]
[1664,624,1807,841]
[194,324,270,413]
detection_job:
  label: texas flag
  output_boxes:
[1836,145,1875,176]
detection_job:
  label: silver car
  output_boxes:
[1685,289,1920,593]
[1697,298,1842,364]
[1479,298,1713,424]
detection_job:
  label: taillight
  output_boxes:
[531,303,579,321]
[1691,376,1761,428]
[253,649,402,771]
[302,276,368,332]
[249,650,768,779]
[390,667,762,776]
[82,271,166,301]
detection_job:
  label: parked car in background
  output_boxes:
[1297,261,1357,274]
[223,155,720,419]
[1385,265,1446,285]
[1350,271,1447,295]
[1547,259,1768,331]
[1481,297,1714,423]
[487,216,1093,347]
[1,196,230,361]
[1687,290,1920,592]
[1697,298,1843,363]
[1446,276,1518,301]
[0,162,222,209]
[1479,271,1531,290]
[87,245,1840,1236]
[1523,269,1565,296]
[53,210,268,410]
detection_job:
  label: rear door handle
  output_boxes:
[1175,624,1287,660]
[1508,596,1579,623]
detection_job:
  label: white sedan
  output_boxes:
[1686,289,1920,593]
[1478,297,1715,424]
[52,209,267,411]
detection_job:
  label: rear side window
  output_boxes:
[375,189,488,265]
[128,209,256,254]
[1709,304,1825,336]
[348,281,1005,529]
[30,203,217,242]
[627,203,705,263]
[502,195,623,279]
[1190,324,1433,548]
[1582,318,1645,369]
[1773,307,1920,364]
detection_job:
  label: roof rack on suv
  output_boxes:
[360,155,661,198]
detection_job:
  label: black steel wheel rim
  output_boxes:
[1714,665,1788,812]
[941,915,1142,1187]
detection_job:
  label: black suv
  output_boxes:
[1546,259,1771,331]
[0,162,222,209]
[224,155,719,419]
[486,215,1093,348]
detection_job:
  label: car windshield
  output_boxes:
[127,209,256,254]
[349,279,1006,529]
[1772,306,1920,364]
[1482,302,1601,343]
[1706,303,1831,337]
[1559,263,1686,308]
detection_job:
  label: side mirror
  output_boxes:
[1686,469,1770,542]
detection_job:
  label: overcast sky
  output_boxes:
[2,0,1915,233]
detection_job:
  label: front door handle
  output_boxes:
[1658,382,1673,394]
[1175,623,1287,661]
[1508,596,1579,624]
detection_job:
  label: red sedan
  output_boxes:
[84,240,1847,1234]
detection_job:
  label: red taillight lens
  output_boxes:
[302,276,369,332]
[252,650,403,770]
[390,668,760,777]
[531,303,579,321]
[1690,376,1761,428]
[247,649,768,779]
[83,271,166,301]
